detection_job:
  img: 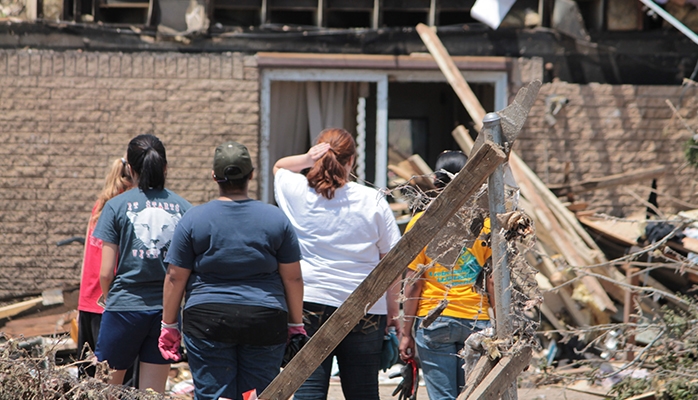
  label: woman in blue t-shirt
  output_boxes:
[93,134,192,393]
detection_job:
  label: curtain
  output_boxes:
[268,81,359,202]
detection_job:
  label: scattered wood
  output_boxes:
[548,166,668,197]
[0,288,66,321]
[462,346,533,400]
[1,310,77,339]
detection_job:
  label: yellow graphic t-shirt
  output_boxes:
[405,212,491,320]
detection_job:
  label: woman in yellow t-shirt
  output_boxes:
[399,150,493,400]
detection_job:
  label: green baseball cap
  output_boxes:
[213,141,254,181]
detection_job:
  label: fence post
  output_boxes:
[484,112,518,400]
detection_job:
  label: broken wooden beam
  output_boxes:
[259,141,508,400]
[463,346,533,400]
[548,166,668,197]
[459,355,496,400]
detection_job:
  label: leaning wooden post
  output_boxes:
[259,142,507,400]
[484,112,517,400]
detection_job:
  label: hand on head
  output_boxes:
[307,143,331,162]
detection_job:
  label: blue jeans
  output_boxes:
[183,334,285,400]
[414,316,490,400]
[293,302,386,400]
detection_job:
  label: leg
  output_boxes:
[108,369,127,385]
[138,362,170,393]
[414,316,461,400]
[334,315,385,400]
[95,311,144,381]
[236,343,285,399]
[77,311,102,378]
[135,310,172,394]
[293,302,335,400]
[292,355,334,400]
[184,334,238,400]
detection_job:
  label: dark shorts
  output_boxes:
[95,310,170,370]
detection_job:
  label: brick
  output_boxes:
[132,54,144,77]
[40,54,52,76]
[96,78,155,89]
[209,101,258,114]
[108,89,167,101]
[99,100,154,112]
[64,53,76,77]
[51,88,100,99]
[121,54,133,77]
[109,55,122,77]
[86,53,98,77]
[177,57,187,78]
[243,55,257,67]
[165,56,178,78]
[152,101,209,113]
[221,54,233,79]
[154,56,167,78]
[98,54,110,77]
[244,66,258,81]
[18,53,29,76]
[0,52,7,75]
[187,56,199,79]
[74,54,87,76]
[37,77,97,88]
[0,76,38,87]
[209,56,221,79]
[166,112,225,124]
[29,54,41,76]
[233,52,243,79]
[143,55,156,78]
[224,112,259,125]
[198,56,210,79]
[7,53,18,75]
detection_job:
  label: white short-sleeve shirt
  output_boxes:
[274,168,401,314]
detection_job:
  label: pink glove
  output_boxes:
[288,325,307,337]
[288,324,307,343]
[158,327,182,362]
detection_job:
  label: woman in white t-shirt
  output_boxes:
[273,128,401,400]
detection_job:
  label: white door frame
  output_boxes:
[259,68,508,203]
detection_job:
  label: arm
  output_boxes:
[279,261,304,325]
[273,143,330,175]
[99,242,119,302]
[382,253,401,337]
[399,269,424,360]
[162,265,191,325]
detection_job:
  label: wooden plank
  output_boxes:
[452,125,473,154]
[0,297,42,320]
[458,355,496,400]
[465,346,533,400]
[259,141,508,400]
[416,23,487,132]
[578,215,639,247]
[549,166,667,197]
[511,158,618,314]
[2,310,77,338]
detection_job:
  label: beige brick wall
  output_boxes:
[0,49,259,299]
[516,81,698,217]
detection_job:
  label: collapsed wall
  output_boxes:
[516,81,698,217]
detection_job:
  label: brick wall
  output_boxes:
[516,81,698,217]
[0,49,259,299]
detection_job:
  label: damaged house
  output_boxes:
[1,0,698,397]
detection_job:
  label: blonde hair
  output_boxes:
[89,158,133,228]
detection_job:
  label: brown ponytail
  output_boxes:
[306,128,356,200]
